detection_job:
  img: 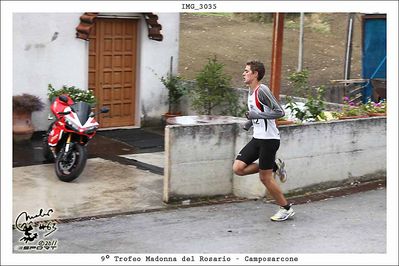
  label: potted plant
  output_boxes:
[276,117,295,126]
[160,73,187,120]
[361,99,386,117]
[13,93,45,141]
[283,71,327,124]
[332,96,368,120]
[47,84,96,106]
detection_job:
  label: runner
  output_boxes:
[233,60,294,221]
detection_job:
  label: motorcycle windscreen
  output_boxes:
[71,102,92,125]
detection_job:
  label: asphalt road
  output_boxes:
[13,188,386,255]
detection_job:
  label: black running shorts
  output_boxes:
[236,138,280,170]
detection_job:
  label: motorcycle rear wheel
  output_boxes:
[55,144,87,182]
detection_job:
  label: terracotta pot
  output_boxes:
[13,111,34,141]
[338,115,369,120]
[367,112,386,117]
[162,112,182,126]
[276,119,294,126]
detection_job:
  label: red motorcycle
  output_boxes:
[43,95,109,182]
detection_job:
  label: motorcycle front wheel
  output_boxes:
[55,143,87,182]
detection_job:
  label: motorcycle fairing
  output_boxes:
[48,122,64,146]
[48,102,99,147]
[71,102,91,125]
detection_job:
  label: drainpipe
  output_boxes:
[297,12,305,72]
[270,13,285,100]
[344,13,355,81]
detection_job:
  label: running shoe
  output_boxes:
[274,158,287,183]
[270,206,295,222]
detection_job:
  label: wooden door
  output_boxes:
[89,18,137,127]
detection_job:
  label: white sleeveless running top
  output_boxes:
[248,85,281,140]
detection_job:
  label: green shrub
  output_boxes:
[288,69,310,97]
[190,57,239,116]
[160,74,187,113]
[286,70,326,122]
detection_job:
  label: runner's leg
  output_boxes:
[233,138,260,176]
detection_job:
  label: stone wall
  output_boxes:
[164,116,386,202]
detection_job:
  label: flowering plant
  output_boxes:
[362,99,386,114]
[332,96,367,118]
[47,84,96,105]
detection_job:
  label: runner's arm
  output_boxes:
[247,86,285,119]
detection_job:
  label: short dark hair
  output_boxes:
[246,61,265,81]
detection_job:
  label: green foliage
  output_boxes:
[47,84,96,105]
[235,13,302,24]
[244,13,273,23]
[361,99,386,114]
[235,105,248,118]
[286,70,326,122]
[13,93,45,113]
[190,57,239,116]
[305,86,327,120]
[160,74,187,113]
[288,69,310,97]
[309,20,330,33]
[332,97,368,118]
[285,20,299,29]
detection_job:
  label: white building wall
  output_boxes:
[13,13,88,131]
[13,13,180,130]
[138,13,180,126]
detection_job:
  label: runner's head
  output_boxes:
[246,61,265,81]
